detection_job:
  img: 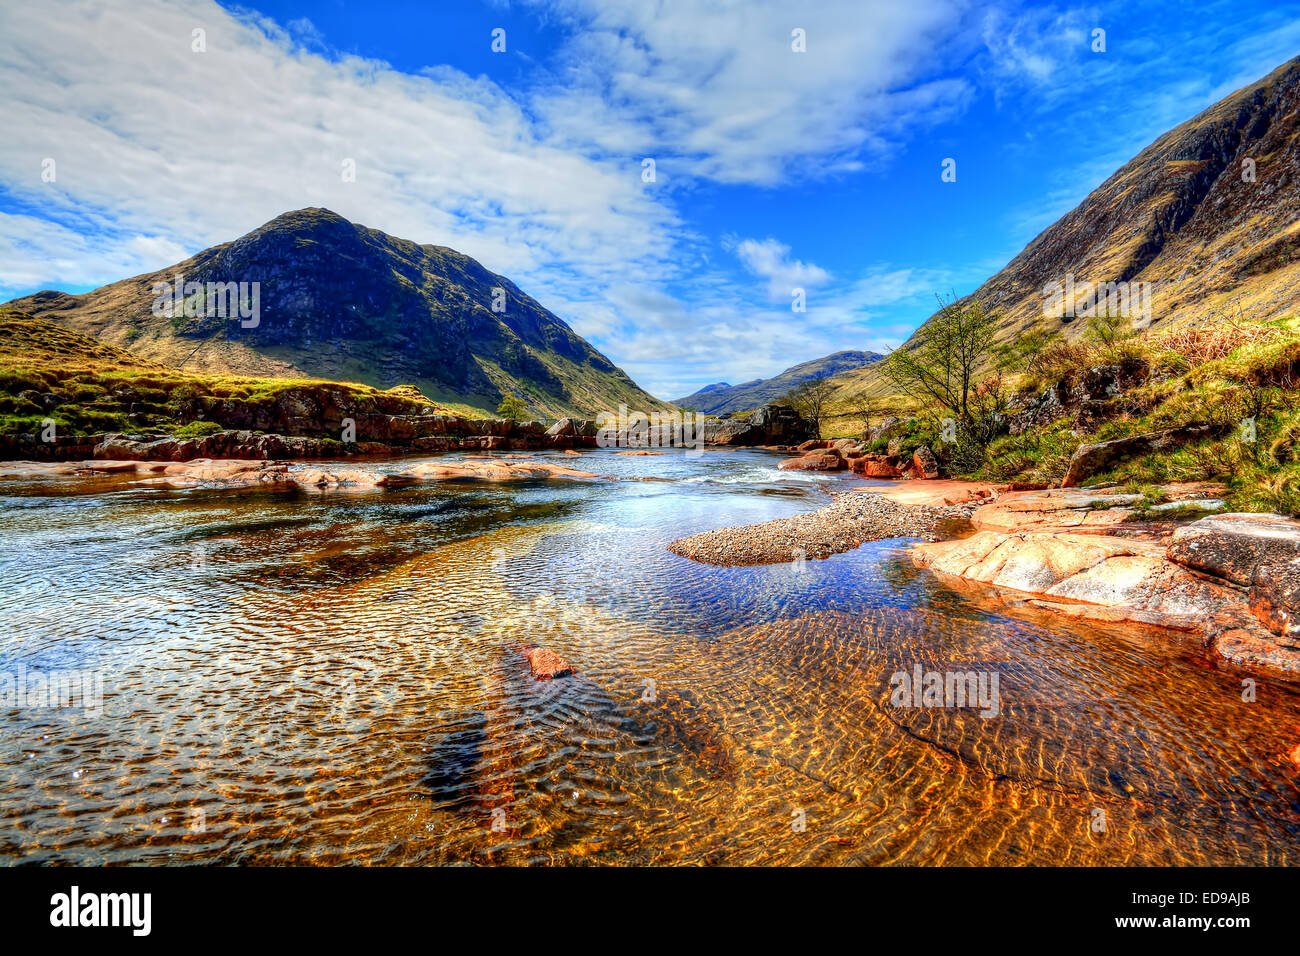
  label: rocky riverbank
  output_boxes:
[3,402,818,463]
[667,490,978,566]
[911,486,1300,675]
[0,455,603,489]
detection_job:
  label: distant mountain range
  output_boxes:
[673,350,883,415]
[827,54,1300,417]
[3,208,669,419]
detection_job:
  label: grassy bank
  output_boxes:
[0,308,456,438]
[844,315,1300,516]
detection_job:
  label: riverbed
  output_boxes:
[1,447,1297,864]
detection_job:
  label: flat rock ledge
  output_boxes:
[668,491,977,567]
[911,488,1300,676]
[0,456,600,489]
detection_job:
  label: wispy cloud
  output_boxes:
[728,237,832,300]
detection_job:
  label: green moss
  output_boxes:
[172,420,224,440]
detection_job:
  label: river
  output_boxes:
[1,447,1297,864]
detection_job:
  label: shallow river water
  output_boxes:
[1,447,1298,865]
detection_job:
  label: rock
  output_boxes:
[849,455,906,478]
[1166,513,1300,586]
[851,479,1002,508]
[913,530,1242,631]
[700,404,817,446]
[911,445,939,479]
[911,503,1300,675]
[970,488,1140,533]
[778,452,845,472]
[520,645,574,680]
[1061,425,1215,487]
[1149,498,1225,513]
[797,439,828,452]
[293,467,391,488]
[1075,364,1125,402]
[864,416,904,445]
[400,459,600,481]
[1007,384,1066,436]
[1249,558,1300,642]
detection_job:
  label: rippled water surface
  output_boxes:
[2,448,1298,865]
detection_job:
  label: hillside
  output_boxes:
[3,208,669,419]
[826,53,1300,434]
[674,350,882,415]
[0,306,456,441]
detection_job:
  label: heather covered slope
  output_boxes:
[4,208,670,419]
[825,54,1300,434]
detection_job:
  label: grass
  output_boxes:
[856,312,1300,516]
[0,308,458,439]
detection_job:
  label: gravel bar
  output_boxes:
[667,491,976,566]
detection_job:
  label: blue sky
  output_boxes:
[2,0,1299,399]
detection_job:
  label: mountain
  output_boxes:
[673,350,883,415]
[827,54,1300,419]
[3,208,670,419]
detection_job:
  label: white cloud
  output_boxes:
[528,0,974,184]
[729,237,831,300]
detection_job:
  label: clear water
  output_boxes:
[1,447,1297,865]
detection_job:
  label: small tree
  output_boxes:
[784,378,835,437]
[882,294,1001,425]
[882,294,1012,468]
[496,395,528,420]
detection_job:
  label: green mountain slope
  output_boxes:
[4,208,670,419]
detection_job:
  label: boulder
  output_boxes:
[1249,558,1300,642]
[848,455,906,478]
[699,404,815,446]
[797,439,828,452]
[1167,513,1300,586]
[911,445,939,479]
[1061,425,1215,487]
[864,416,904,445]
[778,452,845,472]
[913,530,1238,632]
[1007,385,1066,436]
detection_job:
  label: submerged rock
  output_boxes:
[520,645,575,680]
